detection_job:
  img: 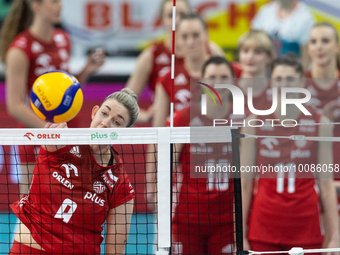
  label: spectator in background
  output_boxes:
[251,0,315,70]
[0,0,105,195]
[126,0,224,123]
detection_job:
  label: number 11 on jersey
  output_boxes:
[276,163,296,194]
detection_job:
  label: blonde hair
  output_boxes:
[103,88,139,127]
[0,0,41,62]
[237,29,274,58]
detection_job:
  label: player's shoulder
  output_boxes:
[150,40,167,52]
[9,29,31,51]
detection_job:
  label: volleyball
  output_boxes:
[30,71,83,123]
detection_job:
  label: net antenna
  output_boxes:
[170,0,176,128]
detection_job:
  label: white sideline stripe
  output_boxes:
[0,127,236,145]
[157,128,171,248]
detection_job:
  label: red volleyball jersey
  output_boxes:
[304,70,340,110]
[248,111,323,245]
[168,105,234,225]
[157,62,192,112]
[234,79,272,118]
[231,62,242,78]
[150,41,184,93]
[8,29,71,94]
[150,41,212,93]
[11,145,135,255]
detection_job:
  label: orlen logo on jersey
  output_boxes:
[102,169,118,188]
[84,192,105,207]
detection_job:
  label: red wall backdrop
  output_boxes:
[0,83,153,213]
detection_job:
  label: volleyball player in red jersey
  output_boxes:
[305,22,340,111]
[126,0,224,122]
[8,88,138,255]
[169,56,235,254]
[0,0,105,195]
[145,12,211,213]
[305,22,340,225]
[236,30,274,116]
[152,12,211,128]
[241,55,339,254]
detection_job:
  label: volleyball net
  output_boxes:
[0,126,243,255]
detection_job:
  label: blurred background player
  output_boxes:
[145,12,212,212]
[9,88,138,255]
[306,21,340,246]
[149,56,235,254]
[125,0,224,123]
[251,0,314,70]
[236,29,274,116]
[0,0,105,195]
[305,22,340,111]
[152,12,210,128]
[241,54,339,254]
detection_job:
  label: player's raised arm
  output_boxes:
[75,48,106,85]
[126,47,154,97]
[5,48,46,128]
[42,122,68,152]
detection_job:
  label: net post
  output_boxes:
[231,128,244,255]
[157,128,171,254]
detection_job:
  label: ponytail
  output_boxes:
[0,0,35,62]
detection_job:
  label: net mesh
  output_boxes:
[0,127,241,255]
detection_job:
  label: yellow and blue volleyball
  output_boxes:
[30,71,83,123]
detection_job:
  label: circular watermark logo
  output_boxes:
[110,132,118,140]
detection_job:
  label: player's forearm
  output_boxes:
[106,243,127,255]
[241,178,252,238]
[75,66,92,86]
[321,179,340,241]
[8,102,46,128]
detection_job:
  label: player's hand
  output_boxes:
[136,105,155,123]
[44,122,68,129]
[85,48,106,73]
[243,237,251,251]
[327,236,340,255]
